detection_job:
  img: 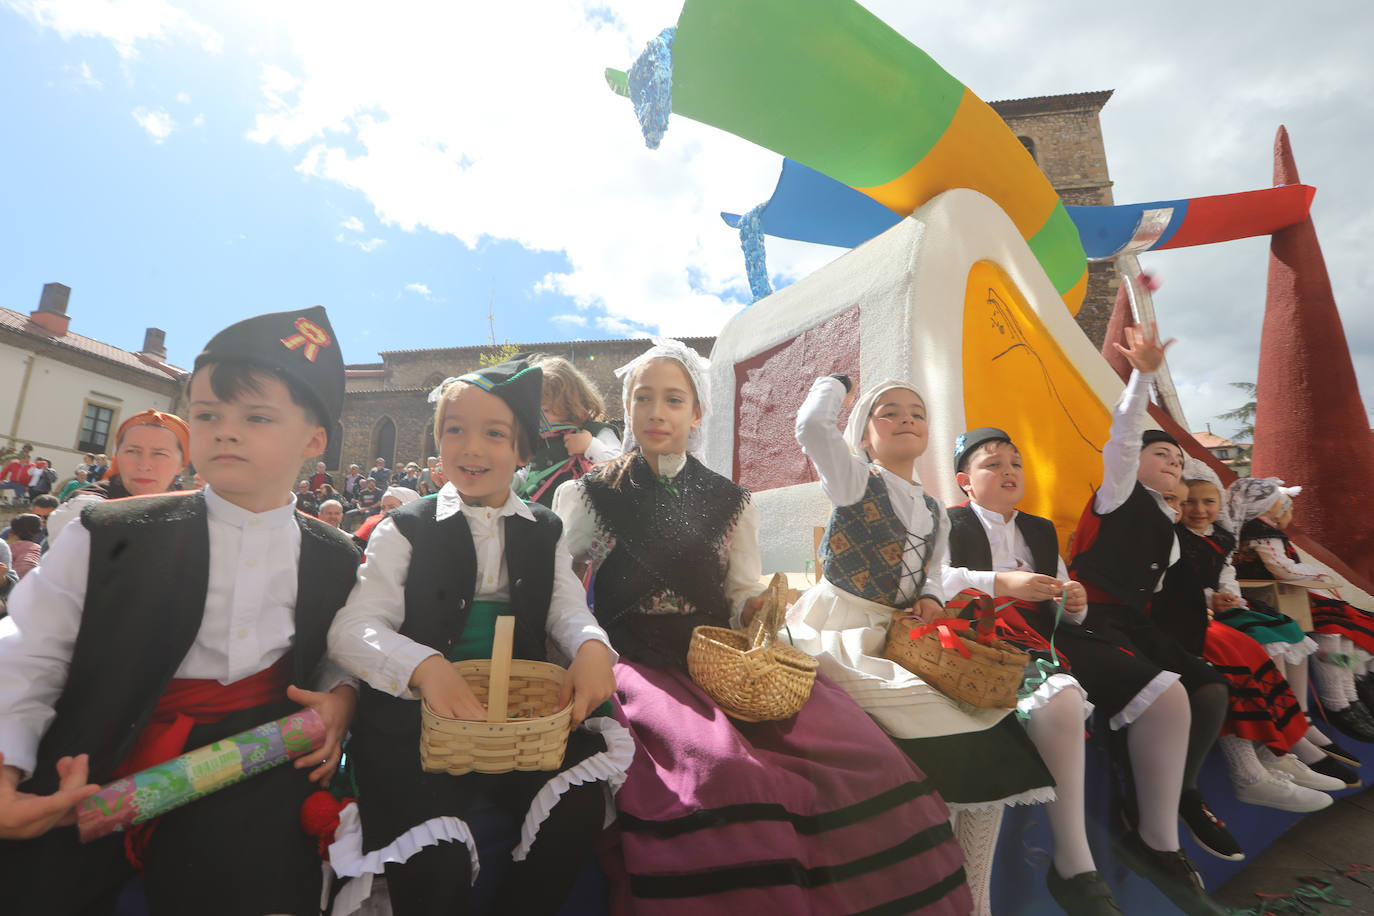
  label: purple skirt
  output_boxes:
[601,662,972,915]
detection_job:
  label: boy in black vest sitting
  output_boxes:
[943,428,1126,915]
[327,356,620,916]
[1067,322,1232,915]
[0,306,361,916]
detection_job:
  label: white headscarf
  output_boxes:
[383,485,420,507]
[615,338,710,457]
[1226,477,1302,535]
[843,379,927,465]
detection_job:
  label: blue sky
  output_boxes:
[2,1,1371,439]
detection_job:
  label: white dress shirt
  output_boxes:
[553,452,764,628]
[0,485,350,778]
[327,483,616,699]
[795,377,947,606]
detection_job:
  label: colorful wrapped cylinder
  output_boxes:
[77,708,326,843]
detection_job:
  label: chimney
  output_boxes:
[30,282,71,337]
[140,327,168,361]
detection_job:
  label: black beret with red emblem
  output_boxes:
[193,305,344,428]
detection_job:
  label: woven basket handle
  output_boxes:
[487,616,515,723]
[748,572,788,650]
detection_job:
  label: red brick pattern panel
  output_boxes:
[733,306,861,491]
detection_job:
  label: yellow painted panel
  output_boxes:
[961,260,1112,555]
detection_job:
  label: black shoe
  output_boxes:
[1321,701,1374,743]
[1047,868,1124,916]
[1318,739,1362,768]
[1356,674,1374,713]
[1309,755,1362,788]
[1112,832,1230,916]
[1178,789,1245,861]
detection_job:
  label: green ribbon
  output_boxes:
[1014,595,1067,722]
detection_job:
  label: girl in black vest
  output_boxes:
[517,355,622,507]
[328,357,623,916]
[555,342,972,916]
[1165,468,1352,812]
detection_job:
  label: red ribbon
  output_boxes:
[902,617,973,658]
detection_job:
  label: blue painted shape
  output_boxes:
[1064,199,1189,259]
[721,159,902,248]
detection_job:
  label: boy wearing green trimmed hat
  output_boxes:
[0,306,361,914]
[328,356,621,916]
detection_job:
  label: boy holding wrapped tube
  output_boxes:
[0,306,360,916]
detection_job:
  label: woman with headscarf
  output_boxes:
[46,409,190,544]
[350,484,418,550]
[1230,476,1374,749]
[553,342,972,916]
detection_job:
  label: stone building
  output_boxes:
[333,90,1120,475]
[990,89,1119,347]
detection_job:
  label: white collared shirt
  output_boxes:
[327,483,616,699]
[794,376,946,605]
[0,485,348,778]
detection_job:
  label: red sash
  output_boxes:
[112,653,293,780]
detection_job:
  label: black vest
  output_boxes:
[354,495,561,739]
[1070,482,1176,612]
[1154,525,1237,655]
[26,491,360,793]
[946,505,1060,578]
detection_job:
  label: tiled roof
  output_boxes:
[0,307,186,381]
[1191,431,1237,449]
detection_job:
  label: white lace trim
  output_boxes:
[1262,636,1318,665]
[1016,672,1094,720]
[1109,670,1181,730]
[511,716,636,861]
[327,801,480,884]
[947,784,1057,812]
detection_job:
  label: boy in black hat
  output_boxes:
[0,306,361,915]
[328,356,621,916]
[1065,323,1232,914]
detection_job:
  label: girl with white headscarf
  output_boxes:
[1231,476,1374,751]
[1165,463,1350,809]
[553,343,972,915]
[786,375,1055,916]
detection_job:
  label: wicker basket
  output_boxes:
[883,612,1029,709]
[687,572,819,722]
[419,616,573,775]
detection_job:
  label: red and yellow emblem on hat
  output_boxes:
[280,317,332,362]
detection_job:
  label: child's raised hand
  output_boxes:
[994,571,1064,602]
[913,597,943,625]
[410,655,487,721]
[0,751,100,840]
[286,683,357,786]
[1062,581,1087,614]
[558,640,616,727]
[562,429,594,456]
[1112,321,1175,375]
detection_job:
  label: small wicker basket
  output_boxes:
[419,616,573,775]
[687,573,819,722]
[883,607,1029,709]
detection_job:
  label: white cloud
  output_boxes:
[131,106,174,142]
[191,113,204,128]
[175,90,190,104]
[63,60,101,89]
[551,313,588,328]
[403,282,431,297]
[340,216,364,232]
[6,0,222,58]
[334,233,384,252]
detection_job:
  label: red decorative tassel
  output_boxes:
[300,790,354,861]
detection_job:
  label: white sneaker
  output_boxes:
[1265,752,1348,792]
[1234,772,1333,813]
